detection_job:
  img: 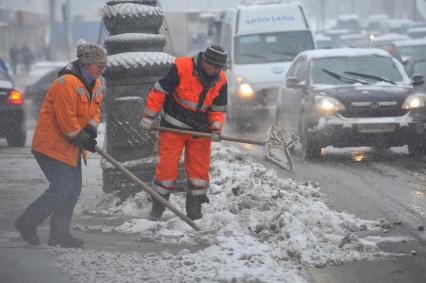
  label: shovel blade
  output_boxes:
[263,126,299,172]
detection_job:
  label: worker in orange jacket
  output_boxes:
[14,41,107,248]
[140,45,228,221]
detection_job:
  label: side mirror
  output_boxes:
[412,74,424,86]
[286,77,305,89]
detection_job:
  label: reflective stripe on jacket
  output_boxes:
[144,53,228,132]
[32,62,103,167]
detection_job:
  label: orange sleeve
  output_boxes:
[208,111,225,132]
[144,89,166,118]
[52,77,82,138]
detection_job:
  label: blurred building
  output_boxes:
[0,8,47,62]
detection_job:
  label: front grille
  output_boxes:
[341,100,408,118]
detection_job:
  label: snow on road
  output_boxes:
[43,142,407,283]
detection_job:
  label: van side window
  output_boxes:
[220,23,232,62]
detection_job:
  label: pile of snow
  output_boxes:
[64,145,390,282]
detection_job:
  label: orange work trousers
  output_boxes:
[154,131,211,195]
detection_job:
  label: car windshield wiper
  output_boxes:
[344,71,396,85]
[322,68,369,85]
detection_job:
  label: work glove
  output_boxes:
[70,129,97,153]
[84,124,97,139]
[140,117,154,130]
[210,130,221,142]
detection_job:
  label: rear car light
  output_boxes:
[7,89,24,105]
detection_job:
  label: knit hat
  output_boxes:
[77,41,107,66]
[202,45,227,68]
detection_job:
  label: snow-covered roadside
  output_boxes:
[54,144,402,283]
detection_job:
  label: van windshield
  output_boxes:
[235,31,314,64]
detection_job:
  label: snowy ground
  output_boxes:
[42,125,410,283]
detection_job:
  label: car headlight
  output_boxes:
[237,83,255,98]
[315,96,345,113]
[401,94,424,109]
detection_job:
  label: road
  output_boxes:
[225,116,426,283]
[0,73,425,282]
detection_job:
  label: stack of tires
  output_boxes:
[101,0,174,197]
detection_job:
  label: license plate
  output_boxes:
[357,123,396,133]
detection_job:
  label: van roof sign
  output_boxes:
[237,3,308,34]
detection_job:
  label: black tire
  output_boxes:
[106,0,157,6]
[106,97,158,162]
[300,116,321,160]
[408,144,425,156]
[103,52,174,82]
[104,33,166,55]
[103,3,164,35]
[7,127,26,147]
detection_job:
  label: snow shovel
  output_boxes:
[94,145,201,231]
[151,125,299,172]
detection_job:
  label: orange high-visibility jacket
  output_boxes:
[32,63,103,167]
[144,55,228,132]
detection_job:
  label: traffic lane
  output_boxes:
[224,116,426,235]
[231,142,426,283]
[289,147,426,237]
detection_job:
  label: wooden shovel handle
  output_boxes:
[95,146,201,231]
[153,125,264,146]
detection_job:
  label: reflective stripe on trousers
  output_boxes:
[155,131,211,193]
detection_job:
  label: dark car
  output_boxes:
[404,57,426,91]
[0,68,26,147]
[25,68,59,119]
[275,48,425,159]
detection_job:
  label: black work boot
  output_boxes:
[148,194,170,221]
[186,193,209,221]
[48,233,84,248]
[14,216,40,245]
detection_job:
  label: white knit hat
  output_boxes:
[77,40,107,66]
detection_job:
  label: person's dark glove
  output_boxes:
[70,129,97,153]
[84,124,97,139]
[210,131,221,142]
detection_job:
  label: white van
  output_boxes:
[219,1,315,127]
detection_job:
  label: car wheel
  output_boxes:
[408,144,425,156]
[103,3,163,35]
[104,33,166,55]
[103,52,174,83]
[301,115,321,160]
[6,127,26,147]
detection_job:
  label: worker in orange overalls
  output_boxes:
[14,41,107,248]
[140,45,228,221]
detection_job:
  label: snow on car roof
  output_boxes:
[315,34,332,41]
[301,48,392,60]
[373,33,411,42]
[337,14,359,21]
[407,26,426,33]
[394,39,426,46]
[340,33,364,40]
[367,14,389,22]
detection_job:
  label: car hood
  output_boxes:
[232,62,291,89]
[313,84,414,105]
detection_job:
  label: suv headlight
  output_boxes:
[237,83,255,98]
[315,96,346,113]
[401,94,424,109]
